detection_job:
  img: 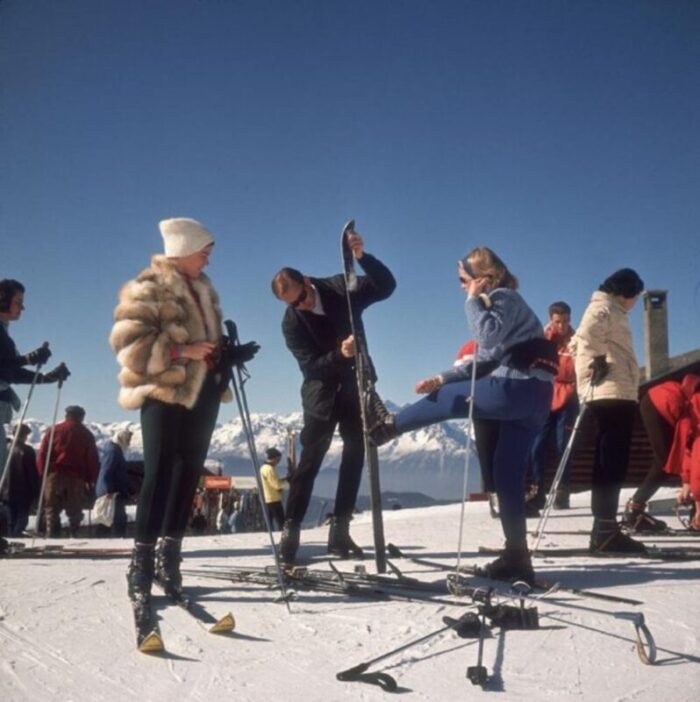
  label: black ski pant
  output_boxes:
[632,394,674,504]
[286,391,364,525]
[136,373,220,544]
[266,501,285,531]
[588,399,637,521]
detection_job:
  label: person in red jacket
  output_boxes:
[623,374,700,532]
[38,405,99,537]
[526,302,578,512]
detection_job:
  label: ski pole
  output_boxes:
[531,382,594,554]
[455,347,478,573]
[224,320,293,611]
[336,610,480,692]
[32,368,66,545]
[0,343,49,497]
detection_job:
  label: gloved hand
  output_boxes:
[24,344,51,366]
[589,355,609,386]
[41,363,71,384]
[224,340,260,368]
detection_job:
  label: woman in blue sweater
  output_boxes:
[371,247,555,583]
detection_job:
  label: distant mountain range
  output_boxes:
[20,402,481,503]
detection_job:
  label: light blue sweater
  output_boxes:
[442,288,552,383]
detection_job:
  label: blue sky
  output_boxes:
[2,0,699,423]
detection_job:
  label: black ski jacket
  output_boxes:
[281,253,396,420]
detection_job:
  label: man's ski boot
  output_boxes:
[155,536,183,597]
[127,542,156,602]
[622,500,668,533]
[481,547,535,586]
[590,519,647,553]
[553,487,570,510]
[327,516,364,559]
[280,520,300,565]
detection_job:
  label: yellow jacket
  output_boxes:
[260,462,288,503]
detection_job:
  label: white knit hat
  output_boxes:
[159,217,215,257]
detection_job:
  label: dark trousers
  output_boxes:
[632,394,674,504]
[528,396,579,490]
[267,501,285,531]
[588,399,637,520]
[396,376,552,550]
[136,373,220,543]
[9,502,31,537]
[286,389,364,524]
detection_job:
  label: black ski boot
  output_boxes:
[280,520,300,565]
[590,519,647,553]
[621,500,668,533]
[155,537,183,597]
[327,516,364,559]
[127,542,156,602]
[553,486,570,510]
[482,547,535,586]
[366,391,399,446]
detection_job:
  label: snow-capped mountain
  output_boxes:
[18,404,480,501]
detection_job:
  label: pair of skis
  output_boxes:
[132,584,236,654]
[341,219,387,573]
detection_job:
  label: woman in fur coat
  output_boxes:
[110,218,258,609]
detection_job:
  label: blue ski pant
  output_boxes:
[395,376,552,549]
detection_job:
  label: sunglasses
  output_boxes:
[290,286,309,308]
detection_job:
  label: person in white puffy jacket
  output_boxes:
[572,268,645,554]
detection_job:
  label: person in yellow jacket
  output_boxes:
[260,448,288,530]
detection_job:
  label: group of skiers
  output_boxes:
[3,217,698,604]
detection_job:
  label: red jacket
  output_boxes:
[648,375,700,495]
[38,419,100,484]
[544,324,577,412]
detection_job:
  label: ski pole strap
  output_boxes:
[614,613,657,665]
[336,664,398,692]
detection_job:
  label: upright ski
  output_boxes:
[341,219,386,573]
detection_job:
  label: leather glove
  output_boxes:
[225,340,260,368]
[40,363,71,384]
[24,344,51,366]
[589,355,609,386]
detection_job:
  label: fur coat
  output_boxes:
[110,256,230,410]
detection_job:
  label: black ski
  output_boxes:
[131,598,164,654]
[154,582,235,634]
[386,543,644,606]
[481,545,700,561]
[533,528,700,539]
[341,219,386,573]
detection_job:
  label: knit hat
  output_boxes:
[599,268,644,299]
[159,217,215,258]
[265,447,282,461]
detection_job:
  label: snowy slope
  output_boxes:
[1,488,699,702]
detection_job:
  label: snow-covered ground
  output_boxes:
[1,488,699,701]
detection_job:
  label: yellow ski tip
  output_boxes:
[138,631,165,653]
[209,612,236,634]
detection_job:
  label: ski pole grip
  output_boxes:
[224,319,239,345]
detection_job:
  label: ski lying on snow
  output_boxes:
[154,582,235,634]
[531,528,700,539]
[481,545,700,561]
[386,543,644,606]
[0,542,130,559]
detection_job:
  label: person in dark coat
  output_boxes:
[95,428,133,537]
[271,228,396,564]
[2,424,40,537]
[0,278,69,495]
